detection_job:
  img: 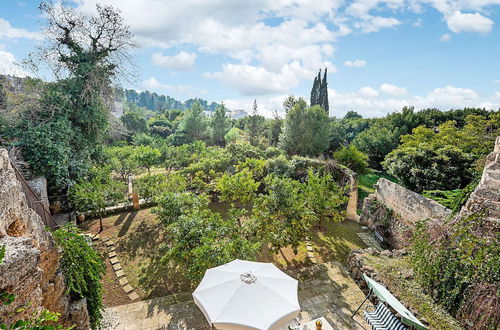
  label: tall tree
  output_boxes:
[245,99,265,146]
[320,67,329,114]
[309,68,329,115]
[179,101,208,143]
[210,103,230,146]
[17,2,136,194]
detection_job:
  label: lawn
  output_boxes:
[82,206,367,303]
[357,170,398,213]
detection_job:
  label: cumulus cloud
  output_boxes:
[152,51,196,71]
[359,86,379,97]
[344,59,366,67]
[0,50,28,76]
[439,33,451,41]
[0,18,41,40]
[143,77,191,94]
[380,83,407,96]
[447,11,494,34]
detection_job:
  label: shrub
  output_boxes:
[265,155,294,178]
[333,145,369,174]
[410,216,499,329]
[135,173,187,200]
[216,169,260,204]
[53,225,105,329]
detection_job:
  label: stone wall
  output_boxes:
[461,136,500,225]
[359,178,452,248]
[0,148,89,329]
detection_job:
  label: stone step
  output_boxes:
[119,277,129,286]
[123,284,134,294]
[112,263,122,271]
[115,269,125,278]
[110,257,119,265]
[128,292,139,301]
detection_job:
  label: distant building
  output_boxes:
[228,109,248,119]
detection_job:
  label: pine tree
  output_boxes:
[320,67,329,115]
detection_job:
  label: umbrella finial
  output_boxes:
[240,271,257,284]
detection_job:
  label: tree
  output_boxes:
[133,145,161,173]
[135,173,187,200]
[304,170,347,229]
[17,2,135,195]
[279,103,330,157]
[310,68,329,114]
[210,104,230,146]
[106,146,138,180]
[383,144,474,192]
[283,95,303,113]
[333,145,369,174]
[267,110,283,147]
[216,169,260,205]
[224,127,244,144]
[121,112,148,133]
[252,175,311,254]
[68,168,125,232]
[179,101,208,143]
[245,100,266,146]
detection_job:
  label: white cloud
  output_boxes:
[494,91,500,98]
[447,11,494,34]
[0,18,41,40]
[205,63,302,96]
[380,83,407,95]
[344,59,366,67]
[439,33,451,41]
[359,86,379,97]
[143,77,191,94]
[152,51,196,71]
[0,50,28,76]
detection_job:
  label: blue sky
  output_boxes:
[1,0,500,117]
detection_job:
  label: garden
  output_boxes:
[78,140,369,303]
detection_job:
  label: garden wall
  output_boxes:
[359,178,452,248]
[461,136,500,225]
[0,148,89,329]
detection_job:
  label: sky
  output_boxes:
[1,0,500,118]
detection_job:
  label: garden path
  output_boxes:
[102,261,369,330]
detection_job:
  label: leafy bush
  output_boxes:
[154,192,209,226]
[53,225,105,329]
[333,145,369,174]
[383,144,474,192]
[265,155,295,178]
[410,216,499,329]
[135,173,187,200]
[216,169,260,204]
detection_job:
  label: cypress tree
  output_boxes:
[320,67,329,114]
[310,75,318,106]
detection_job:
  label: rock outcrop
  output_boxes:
[0,148,89,329]
[461,136,500,224]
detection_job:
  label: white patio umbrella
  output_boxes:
[192,259,300,330]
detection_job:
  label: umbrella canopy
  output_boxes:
[193,259,300,330]
[363,274,427,330]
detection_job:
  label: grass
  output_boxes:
[363,254,463,330]
[311,219,368,265]
[357,170,398,213]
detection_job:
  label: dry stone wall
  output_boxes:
[461,136,500,225]
[0,148,89,329]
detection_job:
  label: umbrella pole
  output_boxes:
[349,288,372,330]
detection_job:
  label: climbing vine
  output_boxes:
[53,225,105,330]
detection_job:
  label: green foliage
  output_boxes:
[310,68,329,113]
[135,173,187,201]
[133,145,161,173]
[178,102,208,143]
[252,175,311,253]
[226,142,264,164]
[267,111,283,146]
[68,167,125,217]
[245,100,266,146]
[410,216,499,329]
[154,192,209,226]
[53,225,105,329]
[333,145,369,174]
[224,127,244,144]
[265,155,295,178]
[163,208,258,282]
[1,309,67,330]
[209,104,230,146]
[105,146,138,180]
[216,169,260,204]
[131,133,160,147]
[121,112,148,133]
[352,123,400,168]
[386,144,474,192]
[279,103,330,157]
[303,170,347,228]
